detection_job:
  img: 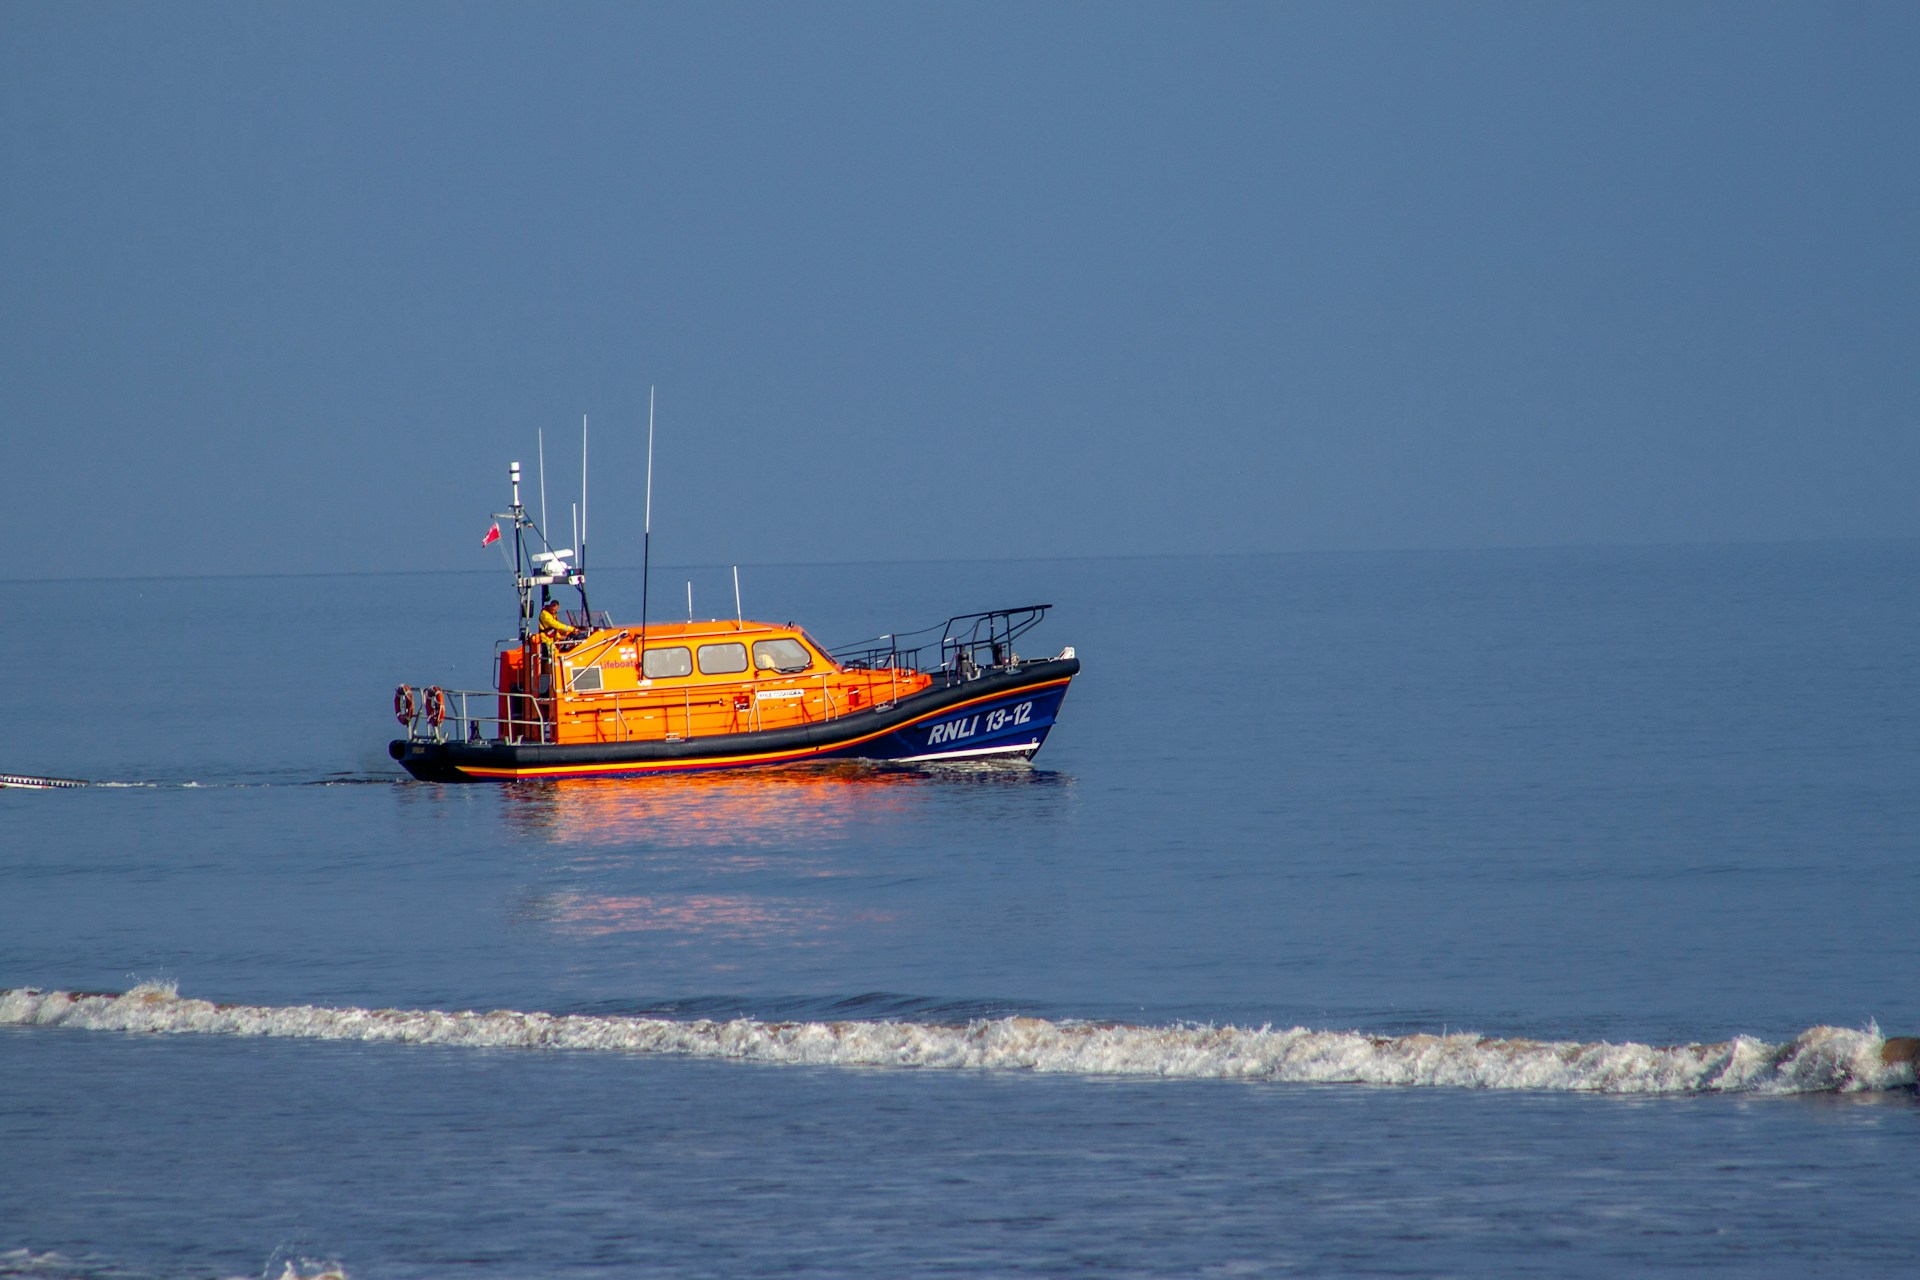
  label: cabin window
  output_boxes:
[753,637,812,673]
[643,646,692,679]
[569,666,604,692]
[697,642,749,675]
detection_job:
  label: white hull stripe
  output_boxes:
[895,740,1040,763]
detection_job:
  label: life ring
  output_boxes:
[394,685,417,725]
[424,686,448,728]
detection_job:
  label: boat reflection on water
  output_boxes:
[503,762,1074,946]
[534,888,849,942]
[501,760,1069,851]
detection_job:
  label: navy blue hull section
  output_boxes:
[825,680,1070,763]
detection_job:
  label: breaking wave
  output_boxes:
[3,986,1913,1096]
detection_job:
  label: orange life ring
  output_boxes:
[394,685,417,725]
[424,686,448,728]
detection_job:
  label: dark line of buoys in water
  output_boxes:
[3,986,1914,1096]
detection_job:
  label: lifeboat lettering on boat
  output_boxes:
[927,716,977,746]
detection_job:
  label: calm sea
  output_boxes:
[4,546,1917,1278]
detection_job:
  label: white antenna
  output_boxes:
[733,565,742,627]
[580,413,589,572]
[686,579,693,622]
[640,388,655,636]
[538,428,549,547]
[572,503,579,568]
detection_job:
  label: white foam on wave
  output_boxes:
[2,985,1910,1096]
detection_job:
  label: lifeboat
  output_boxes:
[389,461,1078,782]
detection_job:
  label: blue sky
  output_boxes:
[4,1,1915,578]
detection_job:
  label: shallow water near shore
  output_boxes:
[5,546,1918,1276]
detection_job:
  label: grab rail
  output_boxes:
[831,605,1052,684]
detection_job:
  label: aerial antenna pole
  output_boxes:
[687,580,693,622]
[639,387,655,658]
[580,413,589,574]
[510,460,528,641]
[572,499,590,624]
[733,565,742,627]
[538,428,549,549]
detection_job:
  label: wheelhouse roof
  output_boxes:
[585,619,809,642]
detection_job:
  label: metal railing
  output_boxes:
[397,665,911,748]
[397,686,549,745]
[831,605,1053,685]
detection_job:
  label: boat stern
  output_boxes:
[389,738,471,783]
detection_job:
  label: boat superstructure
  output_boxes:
[389,458,1077,781]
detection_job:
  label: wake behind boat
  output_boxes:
[0,772,88,790]
[389,456,1078,782]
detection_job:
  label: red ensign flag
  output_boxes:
[481,522,501,547]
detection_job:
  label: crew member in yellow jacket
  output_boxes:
[537,599,579,652]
